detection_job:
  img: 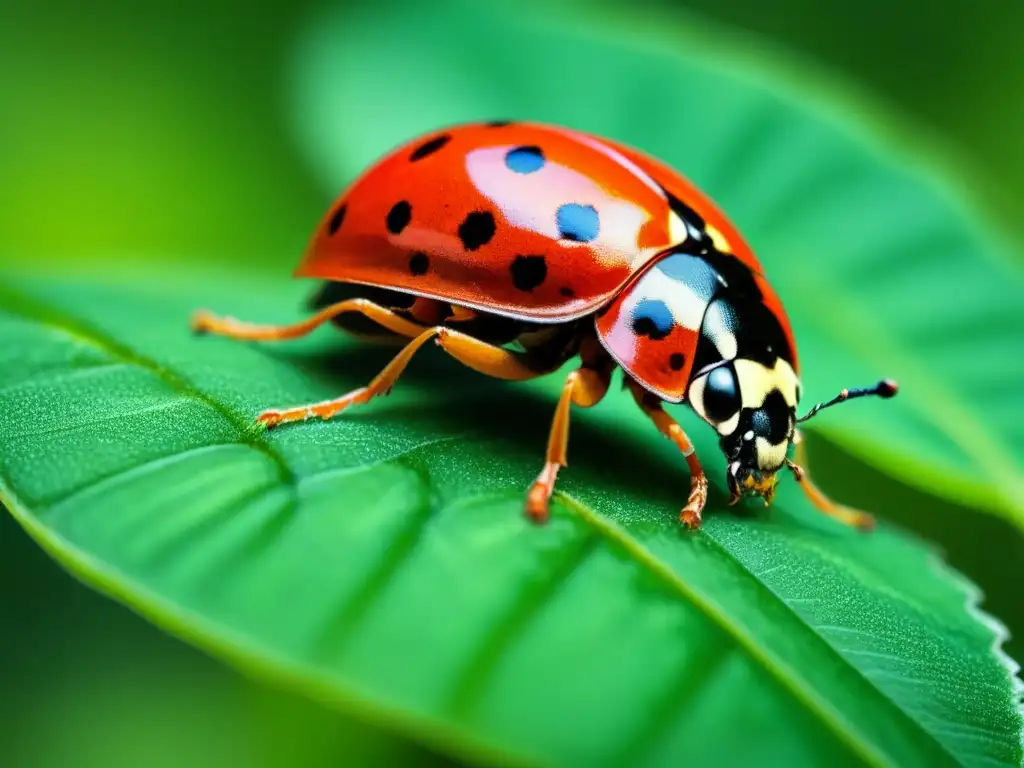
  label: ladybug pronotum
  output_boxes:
[192,120,898,530]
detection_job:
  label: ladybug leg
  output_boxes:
[786,433,875,531]
[255,320,544,429]
[432,327,546,381]
[627,382,708,530]
[257,327,439,428]
[190,298,428,341]
[525,365,612,523]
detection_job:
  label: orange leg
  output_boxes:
[628,383,708,529]
[190,298,429,341]
[191,292,545,430]
[787,432,875,531]
[256,327,437,428]
[525,365,612,523]
[257,325,545,428]
[448,304,479,322]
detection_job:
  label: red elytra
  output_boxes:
[193,119,897,530]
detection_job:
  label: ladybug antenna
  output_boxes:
[796,379,899,424]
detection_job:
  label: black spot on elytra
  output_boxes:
[560,286,575,298]
[410,134,450,161]
[327,204,346,235]
[505,145,545,174]
[485,120,513,127]
[669,353,686,371]
[386,201,412,234]
[409,252,429,276]
[510,255,547,292]
[458,211,496,250]
[631,299,674,340]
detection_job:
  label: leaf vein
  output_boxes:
[613,633,736,767]
[4,397,190,442]
[297,433,470,488]
[308,465,436,663]
[42,442,259,519]
[696,527,969,767]
[0,285,294,485]
[446,524,602,717]
[0,361,129,400]
[560,494,925,768]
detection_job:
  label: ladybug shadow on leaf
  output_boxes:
[256,338,752,527]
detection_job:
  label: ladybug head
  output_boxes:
[689,362,899,506]
[720,391,796,506]
[687,358,799,505]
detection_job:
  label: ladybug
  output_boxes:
[192,120,897,530]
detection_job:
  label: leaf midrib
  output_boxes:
[694,523,980,765]
[0,284,293,488]
[0,281,965,768]
[560,495,964,768]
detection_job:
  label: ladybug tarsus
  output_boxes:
[524,463,556,524]
[189,309,214,335]
[785,453,876,530]
[257,410,284,430]
[680,508,702,530]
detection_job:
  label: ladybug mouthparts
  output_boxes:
[727,463,779,507]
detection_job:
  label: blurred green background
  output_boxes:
[1,0,1021,765]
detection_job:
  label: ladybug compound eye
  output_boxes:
[688,362,741,433]
[704,364,740,422]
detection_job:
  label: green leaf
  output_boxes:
[0,271,1020,767]
[0,511,450,768]
[287,0,1024,528]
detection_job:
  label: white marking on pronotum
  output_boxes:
[633,266,707,333]
[668,212,689,245]
[734,357,799,410]
[702,300,739,360]
[705,224,731,253]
